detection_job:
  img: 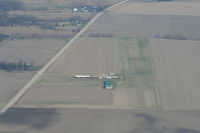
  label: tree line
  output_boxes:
[0,60,39,72]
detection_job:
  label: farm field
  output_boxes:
[150,38,200,110]
[2,0,123,12]
[84,14,170,38]
[0,72,33,109]
[47,37,122,74]
[0,26,75,40]
[0,0,98,109]
[169,15,200,40]
[113,37,160,109]
[17,75,113,106]
[18,0,124,9]
[0,0,94,111]
[0,108,200,133]
[0,39,66,66]
[3,1,200,133]
[16,14,200,110]
[16,37,160,110]
[109,2,200,16]
[7,12,94,20]
[0,13,93,40]
[16,37,119,108]
[0,0,129,115]
[7,0,200,112]
[84,14,200,40]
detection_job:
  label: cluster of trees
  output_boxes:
[0,14,37,26]
[39,23,56,30]
[0,14,86,30]
[39,16,88,30]
[0,34,10,41]
[89,33,113,37]
[69,16,87,24]
[87,6,104,12]
[0,60,37,72]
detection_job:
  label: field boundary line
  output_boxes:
[14,104,160,110]
[0,0,129,114]
[149,42,163,111]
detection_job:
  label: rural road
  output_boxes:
[0,0,129,114]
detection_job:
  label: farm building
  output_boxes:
[72,8,78,12]
[103,80,114,89]
[74,75,91,78]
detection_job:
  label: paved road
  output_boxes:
[0,0,129,114]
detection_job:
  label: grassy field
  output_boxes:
[35,74,102,88]
[112,37,160,109]
[16,74,113,106]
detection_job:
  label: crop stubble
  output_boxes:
[109,2,200,16]
[150,38,200,110]
[47,37,122,74]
